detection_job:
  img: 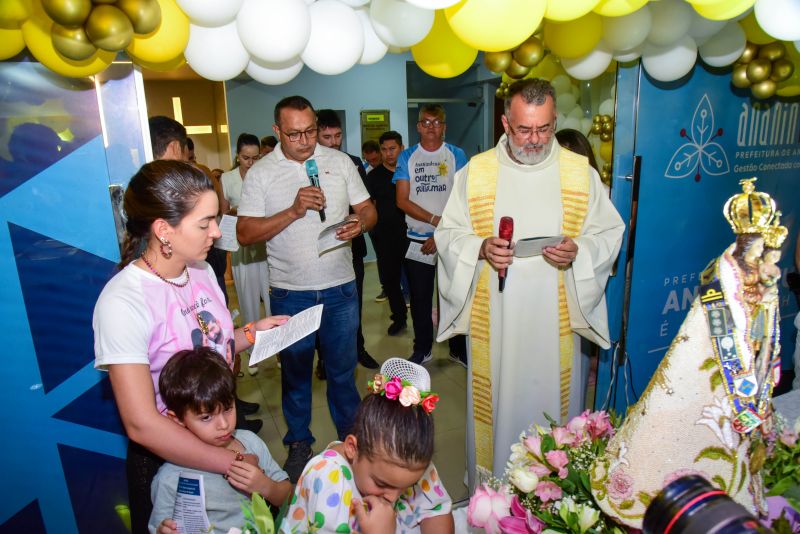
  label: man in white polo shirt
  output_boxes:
[236,96,377,483]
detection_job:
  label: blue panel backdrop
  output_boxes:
[599,63,800,413]
[0,61,145,532]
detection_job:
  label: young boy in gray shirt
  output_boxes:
[149,347,291,534]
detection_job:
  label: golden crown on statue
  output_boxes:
[764,211,789,249]
[723,178,777,235]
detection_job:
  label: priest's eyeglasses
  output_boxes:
[507,123,554,140]
[282,127,318,142]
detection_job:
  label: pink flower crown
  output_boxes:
[368,374,440,414]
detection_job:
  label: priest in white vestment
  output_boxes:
[434,79,625,490]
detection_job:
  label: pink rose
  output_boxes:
[530,462,552,478]
[468,484,512,534]
[608,468,634,502]
[523,435,542,458]
[534,481,562,503]
[779,429,798,448]
[398,385,421,407]
[552,427,576,448]
[587,411,614,439]
[545,449,569,479]
[567,411,590,442]
[499,495,545,534]
[383,377,402,400]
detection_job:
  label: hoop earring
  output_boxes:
[159,236,173,259]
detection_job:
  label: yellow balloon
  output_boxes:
[599,140,612,162]
[738,11,773,45]
[0,0,31,25]
[411,10,477,79]
[22,3,114,77]
[545,0,601,21]
[125,0,187,63]
[0,25,25,59]
[128,50,184,72]
[543,13,602,59]
[525,52,562,80]
[592,0,647,17]
[692,0,754,21]
[445,0,546,53]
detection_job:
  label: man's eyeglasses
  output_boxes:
[507,122,554,140]
[419,119,445,128]
[281,127,318,142]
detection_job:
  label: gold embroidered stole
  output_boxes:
[466,147,590,473]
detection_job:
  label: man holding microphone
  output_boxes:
[236,96,376,483]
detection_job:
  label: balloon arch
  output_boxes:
[1,0,798,98]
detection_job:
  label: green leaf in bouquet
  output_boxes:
[542,434,557,454]
[544,413,558,427]
[251,493,275,534]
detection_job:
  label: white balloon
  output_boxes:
[642,35,698,82]
[355,7,388,64]
[185,22,250,81]
[557,112,567,126]
[687,12,726,46]
[755,0,800,41]
[602,5,652,52]
[571,84,581,101]
[561,41,613,81]
[405,0,460,7]
[599,98,614,117]
[796,40,800,53]
[613,44,642,62]
[699,21,746,68]
[646,0,693,47]
[556,93,577,114]
[246,58,304,85]
[562,116,581,131]
[238,0,310,64]
[176,0,244,27]
[551,74,572,94]
[580,117,593,136]
[340,0,369,5]
[370,0,434,48]
[568,106,584,120]
[301,0,364,75]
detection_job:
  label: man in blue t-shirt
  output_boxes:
[393,104,468,367]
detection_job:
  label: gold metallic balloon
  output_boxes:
[484,51,512,74]
[602,122,613,134]
[117,0,161,35]
[757,41,786,62]
[495,87,505,99]
[505,58,530,79]
[746,58,772,83]
[751,79,776,100]
[600,114,612,124]
[770,58,794,82]
[51,22,97,60]
[512,37,544,68]
[42,0,92,27]
[732,63,751,88]
[592,114,601,124]
[85,5,134,51]
[600,132,612,142]
[739,42,759,64]
[590,123,601,134]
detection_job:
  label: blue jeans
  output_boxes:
[269,280,361,445]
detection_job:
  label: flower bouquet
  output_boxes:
[762,414,800,533]
[468,410,628,534]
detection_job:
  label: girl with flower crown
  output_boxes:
[280,358,454,533]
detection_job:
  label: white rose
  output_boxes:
[577,503,601,533]
[508,467,539,493]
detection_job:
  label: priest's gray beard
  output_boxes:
[505,135,554,166]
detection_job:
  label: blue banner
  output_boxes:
[603,63,800,410]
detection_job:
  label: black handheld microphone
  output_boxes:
[304,159,325,222]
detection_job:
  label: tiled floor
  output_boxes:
[229,260,470,504]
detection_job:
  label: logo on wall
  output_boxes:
[665,94,730,182]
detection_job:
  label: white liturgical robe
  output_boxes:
[435,138,625,488]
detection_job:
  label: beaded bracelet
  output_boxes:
[243,322,256,344]
[223,449,245,479]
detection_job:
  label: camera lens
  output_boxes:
[643,475,764,534]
